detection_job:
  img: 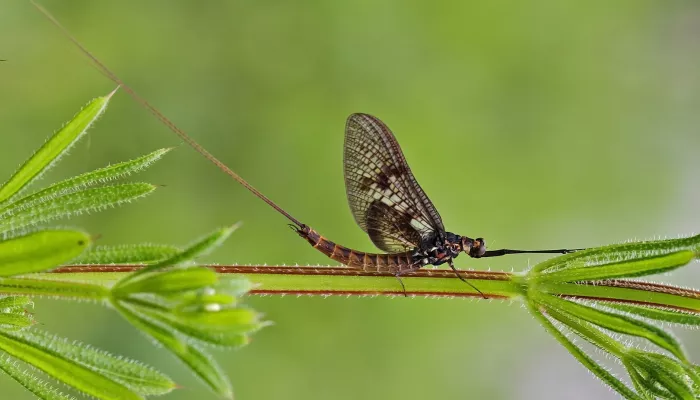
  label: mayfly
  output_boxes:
[295,114,575,295]
[34,3,577,295]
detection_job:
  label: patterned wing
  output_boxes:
[344,113,445,253]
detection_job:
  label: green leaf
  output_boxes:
[535,294,700,399]
[624,350,700,400]
[0,183,156,234]
[0,296,34,328]
[175,292,238,313]
[135,306,254,347]
[539,299,626,356]
[115,302,233,399]
[175,306,261,330]
[71,243,180,265]
[0,277,109,300]
[539,251,694,283]
[0,311,34,328]
[539,294,687,361]
[0,148,171,217]
[0,230,90,276]
[114,267,218,296]
[528,301,642,400]
[118,224,238,286]
[533,234,700,275]
[17,329,176,396]
[0,329,142,400]
[0,90,115,204]
[625,364,655,400]
[605,303,700,326]
[114,264,262,347]
[0,295,33,310]
[0,355,74,400]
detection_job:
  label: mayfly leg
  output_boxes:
[447,259,486,299]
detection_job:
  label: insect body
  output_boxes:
[297,225,484,274]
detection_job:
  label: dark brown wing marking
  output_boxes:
[344,113,445,253]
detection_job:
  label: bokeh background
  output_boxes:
[1,1,700,399]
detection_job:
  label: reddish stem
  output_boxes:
[51,265,700,307]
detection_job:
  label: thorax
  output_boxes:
[412,231,462,266]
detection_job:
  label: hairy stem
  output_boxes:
[37,265,700,313]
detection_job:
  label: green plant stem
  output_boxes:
[0,277,109,300]
[36,265,700,313]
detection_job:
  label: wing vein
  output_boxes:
[343,113,444,253]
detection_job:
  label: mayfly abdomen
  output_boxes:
[297,226,416,273]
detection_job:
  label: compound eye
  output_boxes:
[476,238,487,257]
[470,238,487,258]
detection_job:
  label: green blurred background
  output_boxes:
[2,1,699,399]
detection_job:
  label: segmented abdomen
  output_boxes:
[298,226,416,273]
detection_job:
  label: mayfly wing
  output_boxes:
[344,113,445,253]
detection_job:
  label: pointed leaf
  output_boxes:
[0,230,90,276]
[18,329,176,396]
[527,301,642,399]
[538,298,626,356]
[0,183,156,234]
[0,148,171,217]
[533,234,700,275]
[71,243,180,265]
[114,267,218,296]
[119,225,238,286]
[175,306,260,330]
[0,311,34,328]
[0,277,109,300]
[0,296,33,310]
[625,364,656,400]
[626,351,700,400]
[540,294,687,361]
[176,293,238,312]
[0,330,142,400]
[172,276,254,311]
[115,302,233,398]
[540,251,694,283]
[135,306,254,347]
[0,355,74,400]
[605,303,700,326]
[0,91,114,204]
